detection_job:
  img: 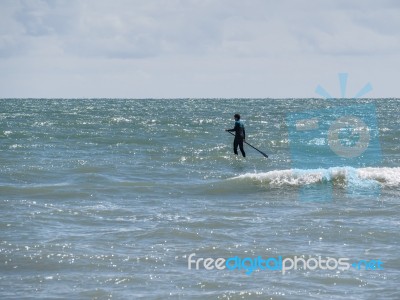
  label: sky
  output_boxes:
[0,0,399,98]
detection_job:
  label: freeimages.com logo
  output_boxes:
[286,73,382,201]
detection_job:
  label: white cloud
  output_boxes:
[0,0,399,97]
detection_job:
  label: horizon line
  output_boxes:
[0,97,398,100]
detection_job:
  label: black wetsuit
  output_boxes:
[227,120,246,157]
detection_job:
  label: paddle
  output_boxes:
[227,131,268,158]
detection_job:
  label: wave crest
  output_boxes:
[231,167,400,188]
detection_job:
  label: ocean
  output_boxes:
[1,99,399,299]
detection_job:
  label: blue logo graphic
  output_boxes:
[287,73,382,201]
[315,73,373,99]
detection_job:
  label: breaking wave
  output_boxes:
[230,167,400,188]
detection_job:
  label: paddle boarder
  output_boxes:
[226,113,246,157]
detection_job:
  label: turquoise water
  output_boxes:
[1,99,399,299]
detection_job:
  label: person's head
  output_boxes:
[234,113,240,121]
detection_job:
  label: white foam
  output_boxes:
[232,167,400,188]
[9,144,23,149]
[111,117,131,123]
[358,167,400,187]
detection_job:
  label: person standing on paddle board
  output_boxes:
[225,113,246,157]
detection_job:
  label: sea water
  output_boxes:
[0,99,399,299]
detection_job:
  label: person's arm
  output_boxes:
[243,127,245,140]
[226,123,238,132]
[226,121,240,133]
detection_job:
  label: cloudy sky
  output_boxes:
[0,0,399,98]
